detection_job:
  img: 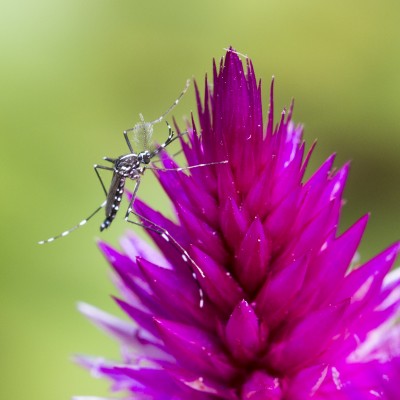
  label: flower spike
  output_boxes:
[78,49,400,399]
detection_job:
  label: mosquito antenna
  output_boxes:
[223,48,249,60]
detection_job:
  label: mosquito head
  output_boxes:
[137,150,151,164]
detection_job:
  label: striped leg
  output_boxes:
[38,201,107,244]
[126,208,205,308]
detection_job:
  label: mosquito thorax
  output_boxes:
[114,154,141,177]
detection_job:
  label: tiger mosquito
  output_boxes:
[39,80,226,307]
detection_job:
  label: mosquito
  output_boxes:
[39,80,227,307]
[38,80,223,242]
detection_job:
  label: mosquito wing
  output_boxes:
[130,113,155,153]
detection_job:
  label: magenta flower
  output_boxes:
[77,49,400,399]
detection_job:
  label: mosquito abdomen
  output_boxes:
[101,174,125,231]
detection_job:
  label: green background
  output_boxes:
[1,1,399,399]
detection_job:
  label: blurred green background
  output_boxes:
[1,0,399,399]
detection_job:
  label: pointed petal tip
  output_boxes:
[348,213,370,230]
[374,241,400,265]
[387,241,400,261]
[96,240,127,267]
[96,239,114,254]
[76,302,109,321]
[76,300,90,314]
[72,353,105,369]
[328,152,337,162]
[343,160,351,168]
[77,302,114,325]
[287,98,295,120]
[225,300,261,361]
[96,239,108,251]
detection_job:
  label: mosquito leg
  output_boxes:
[103,157,116,163]
[123,178,173,240]
[148,121,178,159]
[128,210,205,279]
[124,177,141,222]
[165,120,174,142]
[125,212,164,235]
[126,209,205,308]
[145,160,228,172]
[38,201,107,244]
[149,79,190,125]
[94,164,113,196]
[123,129,134,153]
[150,131,190,164]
